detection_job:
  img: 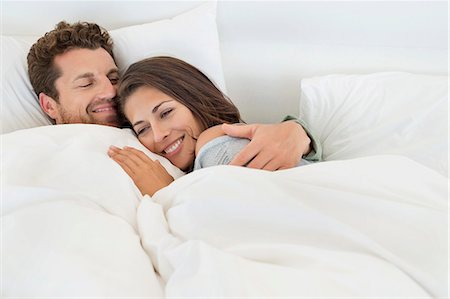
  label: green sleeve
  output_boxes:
[282,115,322,162]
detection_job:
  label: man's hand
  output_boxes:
[108,146,174,196]
[221,121,311,171]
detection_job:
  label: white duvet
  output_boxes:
[2,125,448,298]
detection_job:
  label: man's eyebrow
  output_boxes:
[73,73,94,82]
[107,68,119,76]
[73,69,119,82]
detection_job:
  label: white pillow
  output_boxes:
[1,36,52,133]
[0,2,224,134]
[110,2,225,91]
[299,72,449,177]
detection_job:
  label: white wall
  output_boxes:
[217,1,448,122]
[2,1,448,123]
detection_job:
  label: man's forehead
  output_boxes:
[73,69,118,81]
[54,48,117,78]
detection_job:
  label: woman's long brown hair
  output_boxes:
[118,56,244,131]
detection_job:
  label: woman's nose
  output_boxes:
[152,123,170,143]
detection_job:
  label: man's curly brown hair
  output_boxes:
[27,21,115,102]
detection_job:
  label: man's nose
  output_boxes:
[97,77,117,100]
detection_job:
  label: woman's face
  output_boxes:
[124,86,204,171]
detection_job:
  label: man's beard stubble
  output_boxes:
[56,104,123,128]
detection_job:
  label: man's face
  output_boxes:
[42,48,122,127]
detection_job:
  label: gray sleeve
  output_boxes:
[282,115,322,162]
[193,136,250,171]
[193,135,316,171]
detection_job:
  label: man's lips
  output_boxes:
[91,103,117,113]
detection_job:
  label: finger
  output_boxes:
[245,150,273,170]
[154,161,175,183]
[221,123,256,139]
[120,147,171,182]
[153,159,164,170]
[110,150,141,169]
[108,145,122,156]
[276,163,291,171]
[115,147,152,168]
[123,148,164,173]
[110,154,135,176]
[264,151,300,171]
[261,157,284,171]
[108,146,137,163]
[123,146,156,164]
[228,141,261,166]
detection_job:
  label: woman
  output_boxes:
[108,56,313,196]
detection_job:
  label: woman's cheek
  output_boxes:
[139,136,155,152]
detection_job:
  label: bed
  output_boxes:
[1,1,448,297]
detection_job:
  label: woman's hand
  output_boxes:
[108,146,174,196]
[221,121,311,170]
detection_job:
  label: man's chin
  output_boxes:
[96,114,124,128]
[101,121,122,128]
[57,112,123,128]
[89,111,124,127]
[95,120,121,128]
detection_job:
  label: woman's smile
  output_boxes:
[162,136,184,156]
[124,86,203,170]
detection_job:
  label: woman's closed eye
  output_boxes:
[134,108,173,136]
[136,125,151,136]
[160,108,173,119]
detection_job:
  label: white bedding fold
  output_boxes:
[2,125,183,297]
[140,155,448,297]
[3,125,447,297]
[3,196,164,297]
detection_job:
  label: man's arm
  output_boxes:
[282,115,322,162]
[221,117,322,171]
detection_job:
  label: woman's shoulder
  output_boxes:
[195,124,226,156]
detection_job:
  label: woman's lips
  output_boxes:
[163,136,184,156]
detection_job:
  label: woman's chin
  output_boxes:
[176,160,194,172]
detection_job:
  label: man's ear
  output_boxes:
[39,92,60,122]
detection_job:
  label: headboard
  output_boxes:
[2,0,448,123]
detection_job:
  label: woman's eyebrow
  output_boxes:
[152,100,173,113]
[132,120,145,128]
[132,100,175,127]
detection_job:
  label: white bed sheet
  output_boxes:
[142,157,448,297]
[2,125,447,297]
[2,125,181,297]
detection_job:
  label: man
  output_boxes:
[27,21,321,171]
